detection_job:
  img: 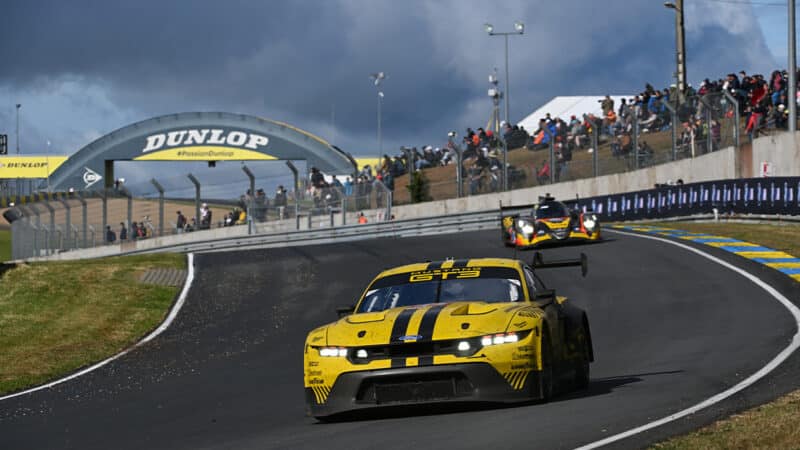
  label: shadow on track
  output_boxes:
[313,370,684,424]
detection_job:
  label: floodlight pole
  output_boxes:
[486,22,524,125]
[15,104,20,155]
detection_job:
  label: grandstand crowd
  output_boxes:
[366,66,799,192]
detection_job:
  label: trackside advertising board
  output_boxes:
[132,128,277,161]
[0,156,68,179]
[571,177,800,220]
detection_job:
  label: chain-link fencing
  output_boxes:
[6,163,395,259]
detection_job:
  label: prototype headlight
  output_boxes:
[521,224,535,235]
[583,215,597,230]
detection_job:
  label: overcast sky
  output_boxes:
[0,0,788,188]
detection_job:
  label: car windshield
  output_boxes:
[535,202,568,219]
[357,266,524,313]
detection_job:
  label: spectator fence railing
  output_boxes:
[7,170,394,260]
[404,91,748,203]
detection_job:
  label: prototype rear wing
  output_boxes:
[499,202,538,213]
[532,252,588,277]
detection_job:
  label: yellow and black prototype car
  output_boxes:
[304,254,593,419]
[501,196,601,249]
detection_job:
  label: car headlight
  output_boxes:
[318,347,348,357]
[583,215,597,230]
[521,224,534,235]
[479,331,525,347]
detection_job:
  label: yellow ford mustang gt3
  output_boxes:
[304,254,593,419]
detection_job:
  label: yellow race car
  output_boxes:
[304,254,593,419]
[501,196,601,249]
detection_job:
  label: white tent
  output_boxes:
[516,95,633,132]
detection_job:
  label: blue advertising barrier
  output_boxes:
[572,177,800,221]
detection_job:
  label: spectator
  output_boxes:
[176,210,187,233]
[119,222,127,241]
[343,177,353,196]
[200,203,211,229]
[106,225,116,244]
[601,95,614,117]
[274,185,288,208]
[536,160,550,185]
[358,212,368,224]
[131,222,139,240]
[136,222,147,239]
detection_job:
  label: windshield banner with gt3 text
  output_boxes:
[571,177,800,221]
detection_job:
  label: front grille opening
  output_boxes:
[356,373,475,404]
[348,339,473,364]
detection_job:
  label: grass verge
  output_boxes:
[644,221,800,449]
[0,253,186,395]
[0,229,10,262]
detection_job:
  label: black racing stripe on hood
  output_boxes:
[426,261,444,270]
[417,303,447,366]
[390,308,416,368]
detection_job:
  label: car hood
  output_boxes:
[323,302,541,346]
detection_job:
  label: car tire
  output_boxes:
[538,327,554,401]
[573,326,591,390]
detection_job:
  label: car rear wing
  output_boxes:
[532,252,588,277]
[499,202,538,213]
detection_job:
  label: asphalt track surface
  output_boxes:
[2,229,800,450]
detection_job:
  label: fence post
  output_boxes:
[28,204,41,257]
[119,186,133,230]
[584,114,600,177]
[187,173,201,228]
[662,100,678,160]
[101,189,108,241]
[501,138,509,191]
[722,90,740,150]
[697,95,713,154]
[58,196,71,250]
[42,201,55,255]
[77,192,88,248]
[150,178,165,237]
[242,165,255,235]
[402,147,414,196]
[286,161,301,217]
[541,127,555,184]
[447,137,464,198]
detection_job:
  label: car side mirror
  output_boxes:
[336,305,355,318]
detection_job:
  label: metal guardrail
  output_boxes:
[122,209,800,257]
[123,210,501,256]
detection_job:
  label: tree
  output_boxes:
[406,170,432,203]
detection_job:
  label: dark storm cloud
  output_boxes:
[0,0,776,156]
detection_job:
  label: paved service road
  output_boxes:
[1,230,797,449]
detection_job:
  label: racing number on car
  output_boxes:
[408,268,481,282]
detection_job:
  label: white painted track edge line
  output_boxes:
[575,230,800,450]
[0,252,196,402]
